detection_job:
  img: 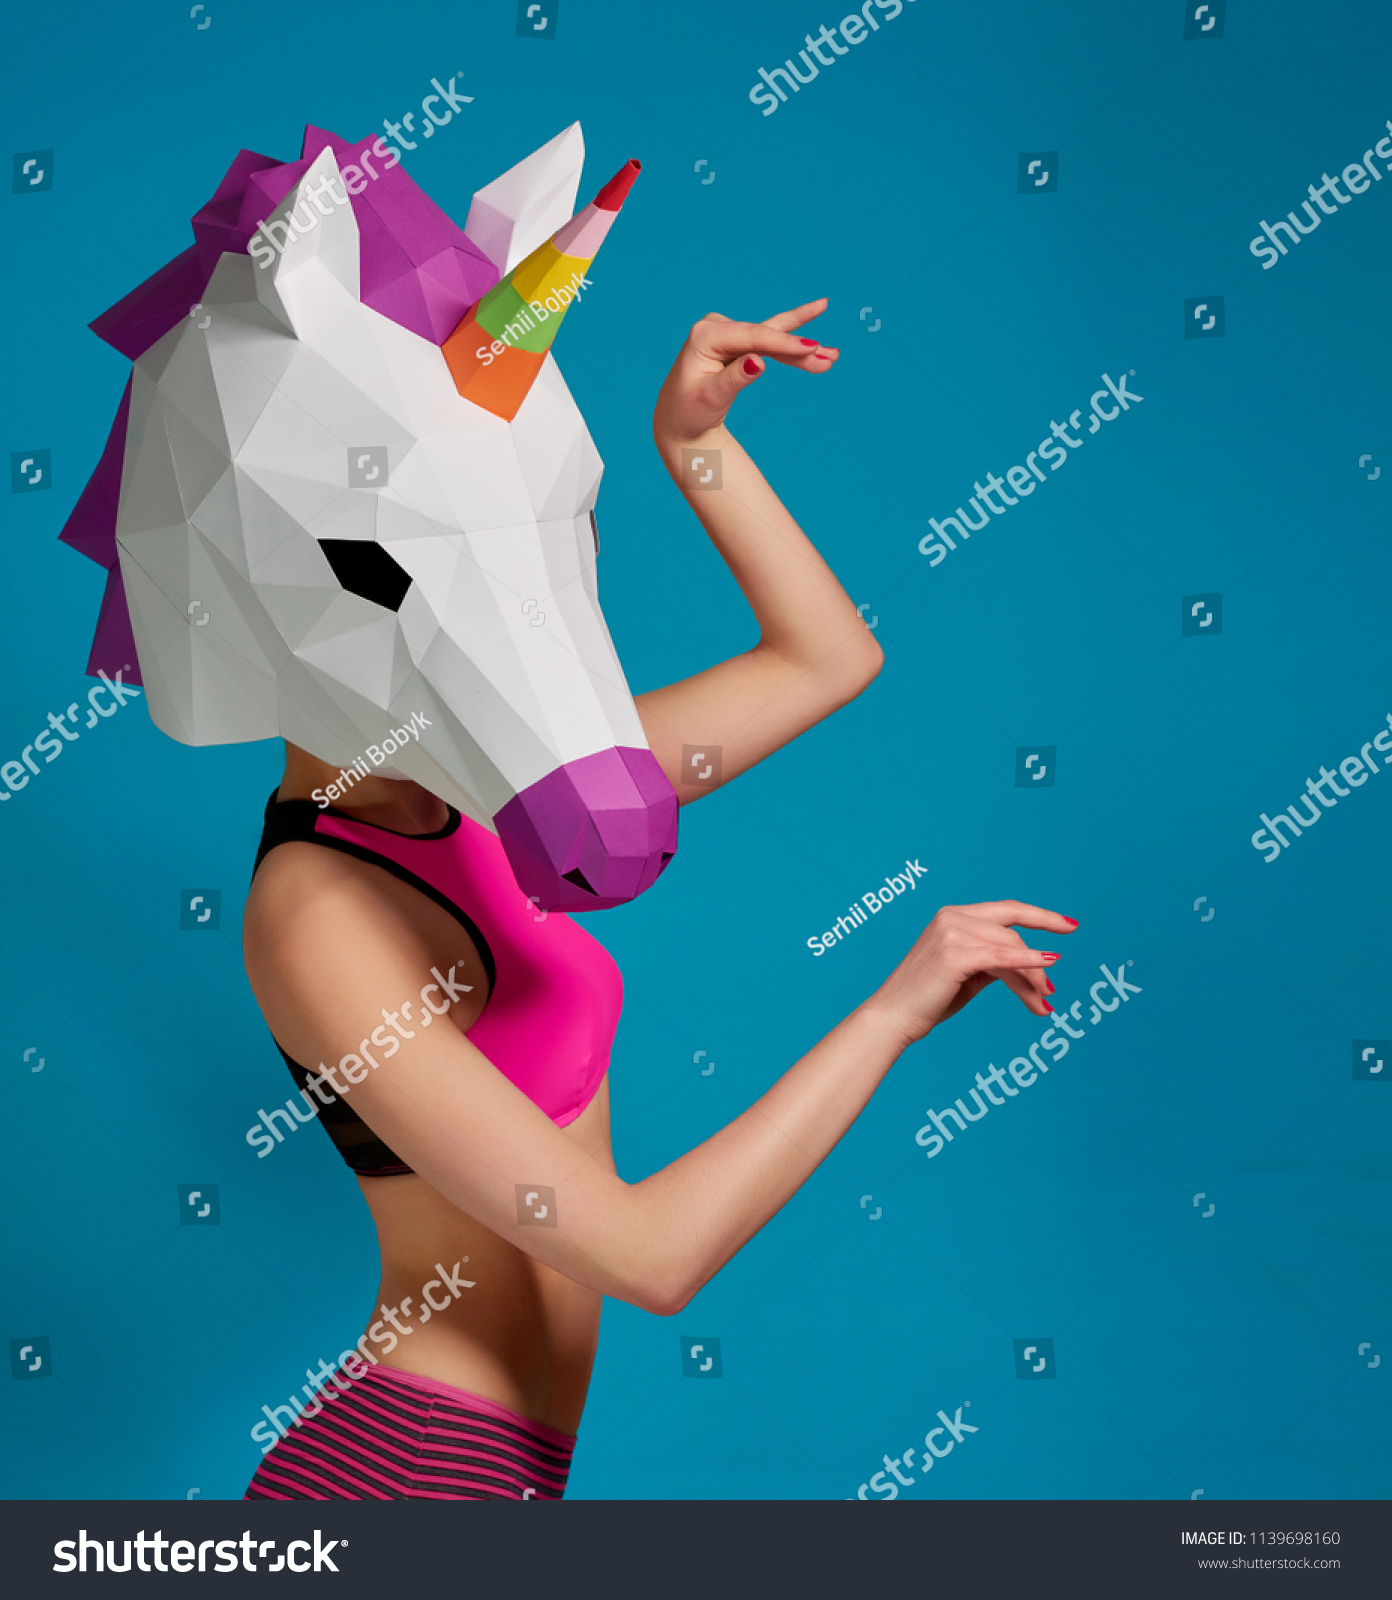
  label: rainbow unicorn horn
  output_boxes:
[443,158,640,420]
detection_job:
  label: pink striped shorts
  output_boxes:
[244,1362,576,1500]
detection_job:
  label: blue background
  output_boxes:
[2,0,1388,1500]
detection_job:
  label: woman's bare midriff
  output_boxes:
[245,837,613,1439]
[356,1083,612,1437]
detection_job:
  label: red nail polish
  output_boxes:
[799,337,818,346]
[1045,980,1055,994]
[1041,952,1060,960]
[743,358,760,375]
[815,351,834,360]
[1062,917,1079,927]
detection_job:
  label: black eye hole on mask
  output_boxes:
[589,509,600,556]
[317,539,413,612]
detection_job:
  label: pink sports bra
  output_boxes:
[253,793,624,1176]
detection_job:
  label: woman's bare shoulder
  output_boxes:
[244,841,479,978]
[243,840,491,1048]
[245,839,377,936]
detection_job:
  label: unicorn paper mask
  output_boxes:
[60,124,678,912]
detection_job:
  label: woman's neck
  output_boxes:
[279,741,450,834]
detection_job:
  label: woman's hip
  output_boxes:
[245,1360,577,1501]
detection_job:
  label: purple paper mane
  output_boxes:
[60,127,502,683]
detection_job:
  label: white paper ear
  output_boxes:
[464,122,584,275]
[254,145,361,335]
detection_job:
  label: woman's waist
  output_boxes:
[360,1189,601,1429]
[359,1279,600,1437]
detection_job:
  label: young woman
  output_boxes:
[240,300,1074,1500]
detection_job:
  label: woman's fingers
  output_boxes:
[968,943,1059,971]
[713,354,771,405]
[705,345,835,409]
[952,933,1056,1014]
[690,317,838,372]
[964,900,1079,935]
[693,299,827,338]
[761,297,830,335]
[989,967,1054,1016]
[943,917,1061,1015]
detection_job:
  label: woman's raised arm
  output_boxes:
[636,299,883,800]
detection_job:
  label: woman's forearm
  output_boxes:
[253,881,1064,1320]
[618,999,909,1315]
[589,900,1065,1314]
[635,308,876,794]
[654,421,872,675]
[637,417,882,790]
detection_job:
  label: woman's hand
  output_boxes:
[653,297,839,446]
[863,902,1079,1049]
